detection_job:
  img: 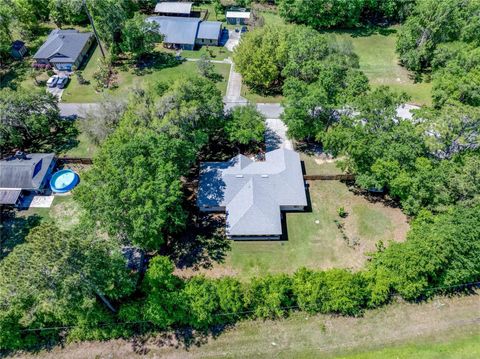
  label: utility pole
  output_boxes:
[83,0,106,59]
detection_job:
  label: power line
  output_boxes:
[18,280,480,333]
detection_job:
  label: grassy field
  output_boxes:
[241,10,431,105]
[25,291,480,358]
[62,47,231,103]
[63,132,98,158]
[201,161,408,279]
[181,46,232,60]
[326,27,431,105]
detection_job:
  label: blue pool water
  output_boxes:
[50,169,79,193]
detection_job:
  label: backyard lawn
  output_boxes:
[205,161,408,280]
[62,47,231,103]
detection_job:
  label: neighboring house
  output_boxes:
[33,29,94,71]
[196,21,222,46]
[0,152,55,206]
[11,40,27,59]
[147,16,222,50]
[198,149,307,240]
[154,1,193,16]
[226,10,251,25]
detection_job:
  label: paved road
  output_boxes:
[257,103,284,119]
[59,103,98,118]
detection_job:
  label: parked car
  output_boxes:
[56,76,69,89]
[46,75,59,88]
[241,26,248,33]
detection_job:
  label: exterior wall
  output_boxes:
[199,205,225,212]
[228,235,281,240]
[227,17,246,25]
[157,12,190,17]
[280,205,305,211]
[195,38,219,46]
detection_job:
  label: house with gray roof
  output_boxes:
[33,29,94,71]
[0,152,55,205]
[198,149,307,240]
[147,16,222,49]
[154,1,193,16]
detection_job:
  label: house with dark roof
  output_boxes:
[33,29,94,71]
[0,152,55,206]
[11,40,27,59]
[147,16,222,49]
[154,1,193,16]
[197,149,307,240]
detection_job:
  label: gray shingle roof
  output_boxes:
[147,16,200,45]
[198,149,307,237]
[0,190,21,205]
[33,29,92,62]
[154,2,193,14]
[0,153,55,190]
[197,21,222,40]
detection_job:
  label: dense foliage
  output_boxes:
[225,105,266,146]
[75,77,225,250]
[324,87,480,215]
[396,0,480,73]
[277,0,416,28]
[0,222,135,349]
[0,89,77,157]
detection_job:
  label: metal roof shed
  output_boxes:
[197,21,222,40]
[154,2,193,15]
[147,16,200,48]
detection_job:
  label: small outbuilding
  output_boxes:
[196,21,222,46]
[0,152,56,206]
[154,1,193,16]
[226,10,251,25]
[11,40,27,59]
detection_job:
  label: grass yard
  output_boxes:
[241,86,284,103]
[181,46,232,60]
[63,132,98,158]
[25,291,480,358]
[300,152,344,176]
[62,47,231,103]
[328,27,432,105]
[203,161,408,280]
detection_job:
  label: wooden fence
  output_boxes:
[57,157,93,165]
[304,174,355,181]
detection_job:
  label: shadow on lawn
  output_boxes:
[323,25,397,38]
[0,208,42,260]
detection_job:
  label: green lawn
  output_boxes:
[300,152,344,176]
[62,47,231,103]
[63,132,98,158]
[210,162,408,279]
[337,332,480,359]
[328,27,432,105]
[14,194,82,230]
[181,46,232,60]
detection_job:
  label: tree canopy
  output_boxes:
[75,77,224,250]
[225,105,266,146]
[0,88,77,157]
[0,222,135,349]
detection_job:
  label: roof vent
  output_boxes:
[235,175,244,178]
[14,151,27,160]
[261,174,269,178]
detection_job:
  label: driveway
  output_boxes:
[59,103,98,118]
[265,118,293,152]
[47,86,64,100]
[224,30,241,52]
[257,103,283,119]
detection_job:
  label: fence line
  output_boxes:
[57,157,93,165]
[304,174,355,181]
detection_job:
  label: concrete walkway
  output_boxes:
[223,62,247,107]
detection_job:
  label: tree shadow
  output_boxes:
[322,26,397,38]
[0,208,42,260]
[131,324,234,355]
[132,52,182,76]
